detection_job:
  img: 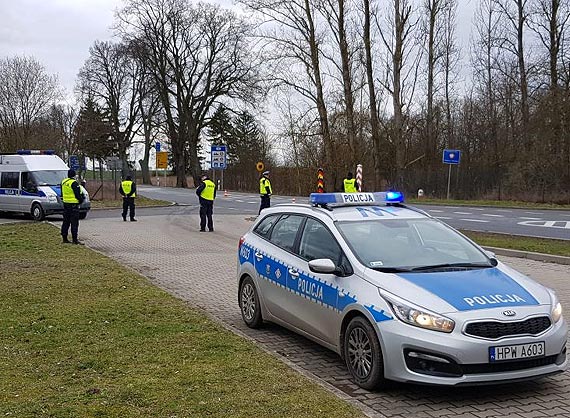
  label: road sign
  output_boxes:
[155,142,161,152]
[443,149,461,164]
[156,151,168,169]
[256,161,264,172]
[69,155,80,171]
[211,145,227,170]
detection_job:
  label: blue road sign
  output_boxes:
[211,145,227,170]
[155,142,161,152]
[69,155,80,171]
[443,149,461,165]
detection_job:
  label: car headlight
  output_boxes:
[48,194,58,202]
[552,302,563,323]
[382,291,455,333]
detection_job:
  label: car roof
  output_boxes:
[263,203,430,222]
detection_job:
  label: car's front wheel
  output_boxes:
[239,276,262,328]
[31,203,45,221]
[343,316,386,390]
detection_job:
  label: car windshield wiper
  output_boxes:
[410,262,493,272]
[370,266,412,273]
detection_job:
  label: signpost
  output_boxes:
[443,149,461,200]
[155,142,161,152]
[156,151,168,187]
[211,145,227,190]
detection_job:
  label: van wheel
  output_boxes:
[31,203,45,221]
[239,276,263,328]
[79,212,87,220]
[344,316,386,390]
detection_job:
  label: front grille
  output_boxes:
[464,316,551,339]
[462,355,558,374]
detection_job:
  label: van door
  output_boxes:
[18,172,38,213]
[0,171,20,212]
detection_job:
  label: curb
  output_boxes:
[484,246,570,265]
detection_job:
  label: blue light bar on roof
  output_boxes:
[17,150,55,155]
[310,191,404,206]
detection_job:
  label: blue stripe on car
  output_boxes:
[398,268,539,311]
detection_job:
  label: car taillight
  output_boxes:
[238,236,245,249]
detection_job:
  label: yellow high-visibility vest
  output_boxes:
[200,179,216,201]
[343,178,357,193]
[260,177,272,195]
[61,178,79,204]
[121,180,136,197]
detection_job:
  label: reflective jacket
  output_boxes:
[343,178,357,193]
[260,177,272,195]
[200,179,216,201]
[121,180,136,198]
[61,178,81,204]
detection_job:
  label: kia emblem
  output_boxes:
[502,310,516,317]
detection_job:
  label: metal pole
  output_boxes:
[221,169,224,191]
[446,164,452,200]
[356,164,363,191]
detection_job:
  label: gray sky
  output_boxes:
[0,0,477,95]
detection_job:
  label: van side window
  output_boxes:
[1,172,19,189]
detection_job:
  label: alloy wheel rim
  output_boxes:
[347,327,373,379]
[241,283,256,321]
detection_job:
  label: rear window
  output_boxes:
[253,214,279,238]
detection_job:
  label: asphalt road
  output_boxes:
[123,186,570,240]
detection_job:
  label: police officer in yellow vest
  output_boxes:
[259,170,272,214]
[343,172,360,193]
[119,175,137,222]
[61,169,85,244]
[196,174,216,232]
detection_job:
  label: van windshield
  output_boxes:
[30,170,68,186]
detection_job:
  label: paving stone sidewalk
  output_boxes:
[78,213,570,418]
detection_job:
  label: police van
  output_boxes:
[0,150,91,221]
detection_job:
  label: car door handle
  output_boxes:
[288,269,299,278]
[255,252,264,261]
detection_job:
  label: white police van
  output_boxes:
[0,150,90,221]
[237,191,567,389]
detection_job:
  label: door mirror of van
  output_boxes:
[308,258,337,274]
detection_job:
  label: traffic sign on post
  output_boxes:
[69,155,80,171]
[156,151,168,169]
[211,145,227,170]
[443,149,461,200]
[155,142,161,152]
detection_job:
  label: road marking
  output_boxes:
[435,216,452,220]
[518,220,570,229]
[235,199,244,203]
[525,211,544,215]
[429,210,444,213]
[496,209,513,213]
[247,201,257,204]
[460,219,489,223]
[472,208,485,211]
[482,214,504,218]
[519,217,543,220]
[453,211,472,215]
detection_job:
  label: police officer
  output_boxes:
[119,175,137,222]
[259,170,272,214]
[61,169,85,245]
[196,174,216,232]
[343,172,360,193]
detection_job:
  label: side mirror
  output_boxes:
[484,250,498,266]
[308,258,337,274]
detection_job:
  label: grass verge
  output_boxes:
[90,195,171,209]
[0,223,363,418]
[461,230,570,258]
[408,197,570,210]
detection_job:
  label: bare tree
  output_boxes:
[0,56,60,152]
[117,0,259,187]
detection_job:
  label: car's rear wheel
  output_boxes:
[344,316,386,390]
[79,212,87,220]
[239,276,262,328]
[31,203,45,221]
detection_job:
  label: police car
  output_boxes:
[237,192,567,389]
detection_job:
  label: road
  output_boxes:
[111,186,569,240]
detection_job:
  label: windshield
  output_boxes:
[336,218,492,271]
[30,170,68,186]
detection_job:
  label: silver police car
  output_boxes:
[237,192,567,389]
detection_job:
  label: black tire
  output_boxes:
[343,316,386,390]
[31,203,45,221]
[79,212,87,220]
[238,276,263,328]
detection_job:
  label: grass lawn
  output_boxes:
[461,230,570,258]
[90,196,172,209]
[0,223,363,418]
[408,197,570,210]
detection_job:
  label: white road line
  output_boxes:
[482,214,504,218]
[247,201,257,204]
[460,219,489,223]
[435,216,452,220]
[496,209,513,213]
[429,210,444,213]
[453,212,472,215]
[444,206,459,209]
[519,217,543,220]
[472,208,485,211]
[235,199,244,203]
[525,211,544,215]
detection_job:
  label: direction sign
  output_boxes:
[155,142,161,152]
[211,145,227,170]
[443,149,461,165]
[156,151,168,169]
[69,155,80,171]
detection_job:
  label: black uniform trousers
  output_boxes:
[199,199,214,231]
[122,197,136,220]
[61,203,80,241]
[259,195,271,214]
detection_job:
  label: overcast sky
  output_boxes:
[0,0,477,96]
